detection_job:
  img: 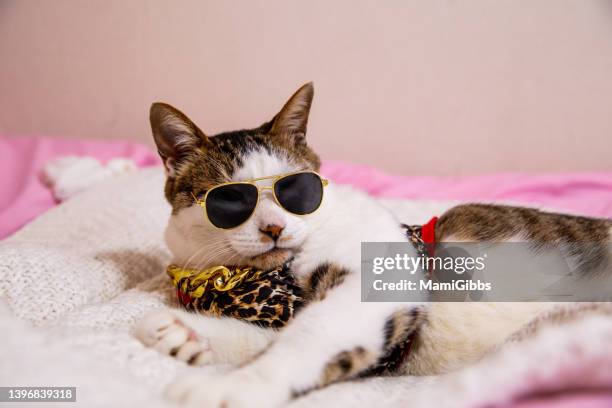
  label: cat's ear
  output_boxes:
[150,102,211,177]
[268,82,314,140]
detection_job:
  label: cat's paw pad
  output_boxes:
[134,310,213,366]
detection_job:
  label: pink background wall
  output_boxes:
[1,0,611,175]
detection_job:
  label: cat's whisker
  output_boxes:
[182,240,234,270]
[182,246,210,270]
[183,240,231,269]
[189,242,235,271]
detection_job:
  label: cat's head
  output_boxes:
[151,83,321,270]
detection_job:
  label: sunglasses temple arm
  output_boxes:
[190,192,203,205]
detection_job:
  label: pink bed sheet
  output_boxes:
[1,136,611,240]
[0,136,159,239]
[322,161,612,217]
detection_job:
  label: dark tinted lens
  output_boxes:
[206,183,258,229]
[274,172,323,215]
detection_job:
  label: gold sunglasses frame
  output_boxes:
[192,171,329,230]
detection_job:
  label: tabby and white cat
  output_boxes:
[134,83,611,407]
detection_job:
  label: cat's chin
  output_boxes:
[247,248,293,270]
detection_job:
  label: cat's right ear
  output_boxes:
[267,82,314,140]
[150,103,211,177]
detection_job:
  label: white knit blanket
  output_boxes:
[1,166,611,408]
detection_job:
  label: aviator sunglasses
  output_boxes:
[192,171,329,229]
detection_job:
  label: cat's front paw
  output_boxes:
[134,310,213,366]
[165,370,287,408]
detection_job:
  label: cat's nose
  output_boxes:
[259,224,284,241]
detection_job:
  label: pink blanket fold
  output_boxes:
[1,136,611,240]
[0,136,159,239]
[321,161,612,217]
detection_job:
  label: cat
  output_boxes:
[134,83,612,407]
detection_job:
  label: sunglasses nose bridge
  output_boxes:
[257,185,275,197]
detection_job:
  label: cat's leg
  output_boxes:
[165,269,423,407]
[134,309,277,366]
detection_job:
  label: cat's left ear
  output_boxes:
[268,82,314,140]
